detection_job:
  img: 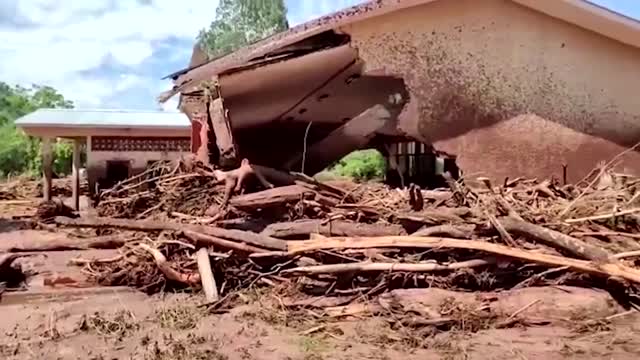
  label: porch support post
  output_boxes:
[42,137,53,202]
[72,138,81,211]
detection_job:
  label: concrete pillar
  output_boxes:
[72,138,81,211]
[42,137,53,202]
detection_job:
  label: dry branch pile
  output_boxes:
[53,158,640,324]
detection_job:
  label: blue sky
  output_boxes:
[0,0,637,111]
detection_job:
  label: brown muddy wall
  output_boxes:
[344,0,640,182]
[86,136,190,195]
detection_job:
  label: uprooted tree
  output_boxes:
[197,0,289,59]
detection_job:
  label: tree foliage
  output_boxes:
[329,150,386,181]
[197,0,289,58]
[0,83,74,177]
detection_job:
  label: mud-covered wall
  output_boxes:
[344,0,640,182]
[86,136,189,195]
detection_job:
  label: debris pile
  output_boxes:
[0,176,78,200]
[54,158,640,321]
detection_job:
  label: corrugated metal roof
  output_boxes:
[15,108,190,129]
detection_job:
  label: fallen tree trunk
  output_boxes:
[282,258,495,275]
[287,235,640,284]
[55,216,287,251]
[498,216,611,261]
[4,235,132,253]
[262,220,406,239]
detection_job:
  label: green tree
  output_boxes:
[0,82,74,177]
[197,0,289,58]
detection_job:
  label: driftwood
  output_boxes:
[498,216,611,261]
[286,235,640,284]
[262,220,406,239]
[54,216,287,251]
[196,248,219,302]
[283,258,495,275]
[138,244,200,286]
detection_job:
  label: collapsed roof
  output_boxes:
[159,0,640,174]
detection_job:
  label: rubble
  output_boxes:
[2,153,640,338]
[14,154,638,331]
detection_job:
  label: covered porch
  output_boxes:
[15,109,191,210]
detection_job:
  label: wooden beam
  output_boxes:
[72,138,82,211]
[285,104,393,175]
[42,137,53,201]
[209,97,238,167]
[197,116,210,164]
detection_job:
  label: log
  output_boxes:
[498,217,611,261]
[3,235,132,253]
[183,231,267,253]
[196,248,219,302]
[230,185,314,210]
[286,236,640,284]
[411,224,475,238]
[209,97,238,166]
[262,220,406,239]
[398,207,471,225]
[54,216,287,251]
[282,258,495,275]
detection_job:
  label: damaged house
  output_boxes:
[160,0,640,186]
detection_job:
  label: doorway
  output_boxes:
[105,160,130,187]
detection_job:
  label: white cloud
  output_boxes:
[161,97,180,112]
[0,0,365,109]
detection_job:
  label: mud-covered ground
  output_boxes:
[1,283,640,360]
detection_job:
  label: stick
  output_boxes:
[564,208,640,224]
[572,231,640,240]
[504,299,541,322]
[286,236,640,284]
[411,224,474,238]
[183,231,267,253]
[282,258,495,275]
[68,255,125,265]
[612,250,640,260]
[561,142,640,216]
[488,214,518,247]
[196,248,219,302]
[138,244,200,286]
[498,216,611,261]
[263,220,406,238]
[55,216,286,251]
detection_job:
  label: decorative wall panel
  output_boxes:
[91,137,190,152]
